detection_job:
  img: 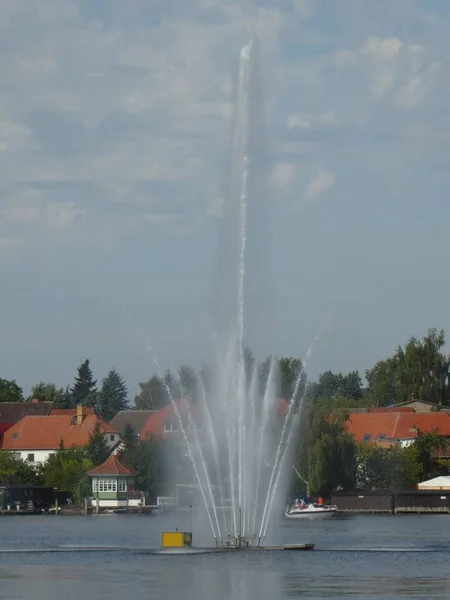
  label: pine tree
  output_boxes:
[98,369,129,421]
[70,359,97,407]
[86,422,110,467]
[122,423,138,451]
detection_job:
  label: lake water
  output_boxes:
[1,512,450,599]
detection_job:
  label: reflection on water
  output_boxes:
[0,515,450,600]
[283,574,450,599]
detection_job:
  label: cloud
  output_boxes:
[287,110,337,130]
[304,169,335,202]
[271,162,296,188]
[0,0,292,255]
[333,35,439,109]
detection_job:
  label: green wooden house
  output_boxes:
[87,454,140,511]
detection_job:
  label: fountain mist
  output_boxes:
[163,37,306,548]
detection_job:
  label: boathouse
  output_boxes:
[87,455,143,511]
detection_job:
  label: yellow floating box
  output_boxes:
[161,532,193,549]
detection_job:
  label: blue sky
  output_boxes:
[1,0,450,398]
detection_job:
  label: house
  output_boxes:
[139,400,202,441]
[417,476,450,491]
[345,411,450,448]
[87,454,142,511]
[50,407,96,416]
[110,410,157,438]
[138,397,290,441]
[388,400,447,413]
[1,405,119,465]
[0,401,54,446]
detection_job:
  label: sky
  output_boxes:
[1,0,450,399]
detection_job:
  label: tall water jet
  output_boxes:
[168,36,301,548]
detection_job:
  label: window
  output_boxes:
[98,479,117,492]
[27,453,35,462]
[164,421,178,433]
[110,434,115,442]
[12,433,18,439]
[362,434,371,442]
[118,480,127,492]
[92,479,97,492]
[378,434,386,440]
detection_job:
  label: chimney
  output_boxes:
[76,404,85,425]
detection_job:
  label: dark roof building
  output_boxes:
[110,410,157,437]
[0,401,54,443]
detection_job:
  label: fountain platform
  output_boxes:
[160,532,314,552]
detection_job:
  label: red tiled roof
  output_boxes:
[87,454,136,476]
[346,411,450,442]
[50,407,95,416]
[2,414,118,451]
[139,399,198,440]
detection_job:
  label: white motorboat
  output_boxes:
[285,502,338,519]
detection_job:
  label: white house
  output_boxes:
[1,405,119,465]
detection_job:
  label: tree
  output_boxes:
[366,329,450,406]
[163,370,181,399]
[98,369,129,422]
[258,356,274,396]
[134,376,169,410]
[365,358,397,407]
[39,448,92,504]
[0,379,23,403]
[278,357,306,405]
[69,359,97,407]
[177,365,198,400]
[411,429,448,480]
[120,436,162,502]
[307,401,357,496]
[308,370,363,401]
[0,452,41,485]
[356,443,417,492]
[122,423,139,451]
[28,382,65,407]
[293,397,357,497]
[86,422,110,467]
[243,346,255,386]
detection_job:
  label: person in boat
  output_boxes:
[317,496,323,506]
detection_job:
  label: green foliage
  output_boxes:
[411,429,448,480]
[120,436,189,502]
[135,376,169,409]
[122,424,139,451]
[308,370,363,401]
[0,379,24,403]
[278,357,306,404]
[356,443,418,492]
[305,399,357,496]
[69,359,97,408]
[38,448,92,504]
[86,422,110,467]
[28,382,66,406]
[98,368,129,421]
[177,365,198,399]
[0,452,41,485]
[366,329,450,406]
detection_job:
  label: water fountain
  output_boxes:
[162,37,311,551]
